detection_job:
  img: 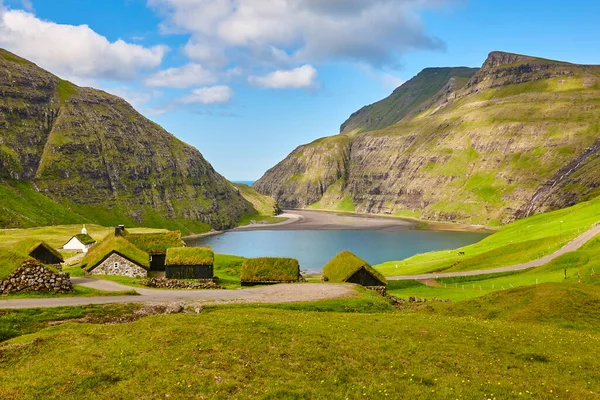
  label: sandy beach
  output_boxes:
[234,209,416,232]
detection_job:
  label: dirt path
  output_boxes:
[387,224,600,281]
[0,283,355,309]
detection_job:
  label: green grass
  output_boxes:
[0,180,87,229]
[0,248,31,281]
[122,230,183,254]
[2,296,600,398]
[335,195,356,212]
[322,250,386,284]
[0,303,140,342]
[165,246,214,266]
[387,230,600,302]
[240,257,300,282]
[232,183,279,216]
[56,79,77,104]
[237,214,287,226]
[0,285,137,299]
[376,194,600,276]
[213,254,244,288]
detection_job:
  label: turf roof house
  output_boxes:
[62,225,96,252]
[83,235,150,278]
[28,241,64,265]
[0,248,72,294]
[322,251,387,287]
[165,247,214,279]
[240,257,301,286]
[120,230,185,271]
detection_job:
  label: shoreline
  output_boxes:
[219,209,496,234]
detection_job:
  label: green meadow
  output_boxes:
[376,195,600,277]
[1,285,600,399]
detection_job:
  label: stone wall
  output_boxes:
[0,260,73,294]
[88,253,148,278]
[141,277,223,290]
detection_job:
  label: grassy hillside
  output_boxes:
[255,51,600,225]
[376,194,600,276]
[340,67,479,135]
[0,48,255,234]
[232,183,279,216]
[2,292,600,398]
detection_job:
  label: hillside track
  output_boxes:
[387,224,600,281]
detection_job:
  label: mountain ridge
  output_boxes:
[254,51,600,225]
[0,48,255,233]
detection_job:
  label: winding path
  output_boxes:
[387,224,600,281]
[0,282,355,309]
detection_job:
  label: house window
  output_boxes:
[114,262,119,268]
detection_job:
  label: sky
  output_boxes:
[1,0,599,180]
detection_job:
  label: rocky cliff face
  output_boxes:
[254,51,600,225]
[0,48,254,232]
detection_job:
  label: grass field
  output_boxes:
[0,224,166,253]
[1,284,599,399]
[376,195,600,277]
[0,285,137,299]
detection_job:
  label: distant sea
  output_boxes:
[232,180,255,186]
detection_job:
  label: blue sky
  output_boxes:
[1,0,599,180]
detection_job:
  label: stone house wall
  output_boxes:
[88,253,148,278]
[0,260,73,294]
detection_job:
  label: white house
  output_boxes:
[63,225,96,252]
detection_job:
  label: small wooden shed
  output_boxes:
[28,242,64,265]
[165,247,214,279]
[322,251,386,287]
[240,257,300,286]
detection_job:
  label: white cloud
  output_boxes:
[148,0,450,67]
[105,86,162,109]
[179,85,233,104]
[248,65,317,89]
[145,63,217,88]
[382,73,406,90]
[0,8,168,81]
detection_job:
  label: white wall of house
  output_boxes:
[63,237,94,251]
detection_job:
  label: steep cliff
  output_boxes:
[254,51,600,225]
[0,48,254,233]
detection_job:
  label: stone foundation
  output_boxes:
[141,278,223,290]
[0,260,73,294]
[88,252,147,278]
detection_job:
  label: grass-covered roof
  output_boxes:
[82,234,150,271]
[0,247,32,280]
[73,233,96,245]
[28,241,64,262]
[322,251,387,284]
[240,257,300,282]
[123,231,184,254]
[165,247,214,266]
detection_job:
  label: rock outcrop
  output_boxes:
[0,48,254,233]
[254,51,600,225]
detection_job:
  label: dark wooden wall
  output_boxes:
[166,264,213,279]
[149,254,166,271]
[29,247,62,265]
[346,267,385,287]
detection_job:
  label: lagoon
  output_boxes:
[188,229,489,273]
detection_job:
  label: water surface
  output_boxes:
[189,229,488,273]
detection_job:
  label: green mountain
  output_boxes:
[254,51,600,225]
[340,67,479,135]
[0,48,255,233]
